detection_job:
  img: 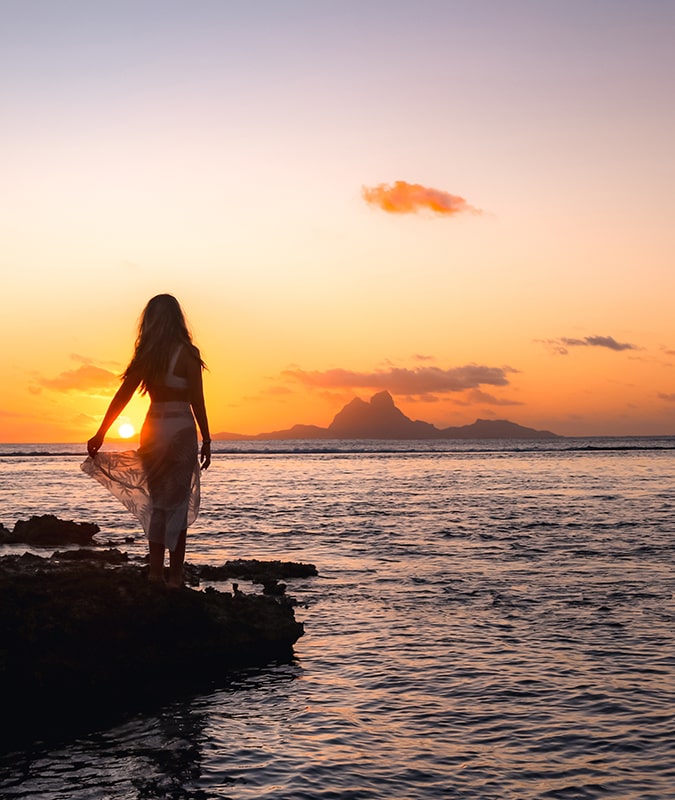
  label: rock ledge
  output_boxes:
[0,551,309,743]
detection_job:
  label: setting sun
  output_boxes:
[118,422,135,439]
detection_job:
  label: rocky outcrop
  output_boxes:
[0,550,309,745]
[0,514,99,545]
[326,391,439,439]
[198,558,318,596]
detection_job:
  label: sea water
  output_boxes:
[0,438,674,799]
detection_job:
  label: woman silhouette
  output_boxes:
[83,294,211,587]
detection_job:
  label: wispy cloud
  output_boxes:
[466,389,524,406]
[282,364,516,396]
[37,364,119,393]
[69,352,121,368]
[538,335,639,356]
[362,181,483,216]
[658,393,675,403]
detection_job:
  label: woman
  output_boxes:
[82,294,211,588]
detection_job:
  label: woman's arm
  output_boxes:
[186,348,212,470]
[87,372,141,457]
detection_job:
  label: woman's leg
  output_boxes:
[148,541,166,582]
[168,528,187,588]
[147,505,168,582]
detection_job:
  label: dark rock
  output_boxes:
[0,553,305,746]
[9,514,99,545]
[0,523,11,544]
[51,547,129,564]
[0,551,45,573]
[262,578,288,596]
[197,558,318,584]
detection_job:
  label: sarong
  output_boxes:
[81,402,200,552]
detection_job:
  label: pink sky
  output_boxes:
[2,1,674,441]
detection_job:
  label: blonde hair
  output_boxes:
[122,294,205,393]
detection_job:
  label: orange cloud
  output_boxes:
[37,364,119,393]
[282,364,515,395]
[362,180,482,215]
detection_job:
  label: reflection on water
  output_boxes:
[0,703,210,799]
[1,444,674,798]
[0,666,302,800]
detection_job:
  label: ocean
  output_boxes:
[1,438,674,799]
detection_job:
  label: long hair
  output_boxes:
[122,294,205,393]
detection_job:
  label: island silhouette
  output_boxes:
[214,391,560,441]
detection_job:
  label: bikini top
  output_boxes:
[163,347,189,389]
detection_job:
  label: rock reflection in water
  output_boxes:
[0,666,301,800]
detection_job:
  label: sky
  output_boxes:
[2,0,674,442]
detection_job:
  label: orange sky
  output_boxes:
[2,2,674,442]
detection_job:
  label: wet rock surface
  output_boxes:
[0,548,311,745]
[196,558,318,596]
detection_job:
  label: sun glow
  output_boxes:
[118,422,135,439]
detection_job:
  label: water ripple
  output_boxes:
[1,447,675,797]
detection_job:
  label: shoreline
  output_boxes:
[0,517,314,748]
[1,434,675,460]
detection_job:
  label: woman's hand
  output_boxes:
[87,432,104,458]
[200,441,211,470]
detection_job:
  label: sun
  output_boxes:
[118,422,136,439]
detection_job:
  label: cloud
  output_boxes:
[569,335,638,351]
[539,335,639,355]
[443,389,523,408]
[362,181,482,216]
[282,364,516,396]
[73,412,99,426]
[263,385,294,396]
[70,353,95,365]
[658,393,675,403]
[70,352,121,368]
[37,364,119,393]
[466,389,524,406]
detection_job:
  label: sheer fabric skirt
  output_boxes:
[81,402,200,552]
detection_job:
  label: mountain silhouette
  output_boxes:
[214,391,560,440]
[328,391,439,439]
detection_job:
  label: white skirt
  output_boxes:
[82,402,200,552]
